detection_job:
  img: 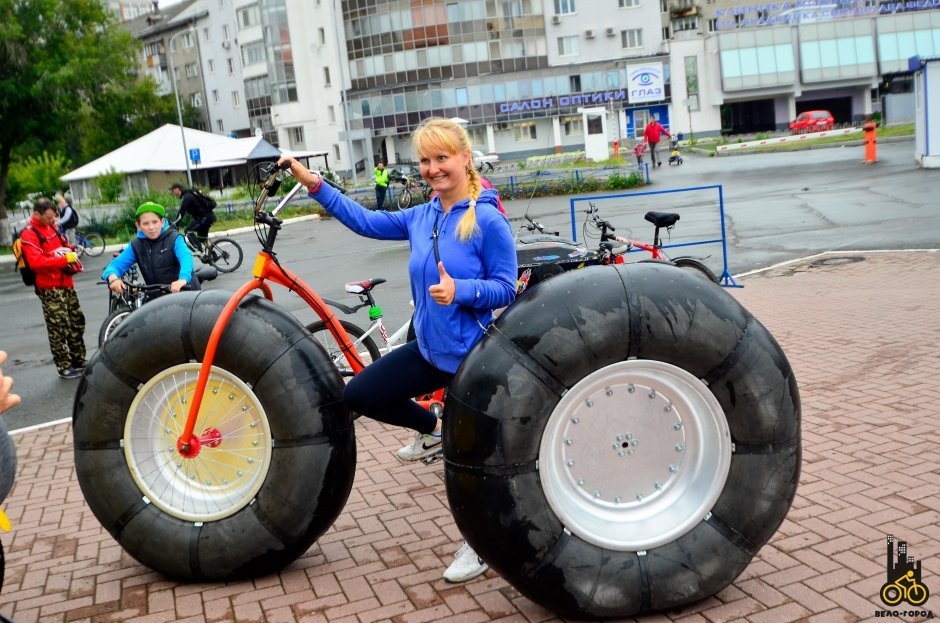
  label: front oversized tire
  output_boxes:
[444,263,800,619]
[73,290,355,581]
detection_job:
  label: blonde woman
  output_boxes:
[278,117,516,582]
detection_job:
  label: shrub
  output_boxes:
[94,168,126,203]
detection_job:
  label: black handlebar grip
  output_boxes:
[321,176,347,195]
[278,160,292,170]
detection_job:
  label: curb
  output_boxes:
[701,134,912,157]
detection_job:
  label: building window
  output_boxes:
[203,27,210,41]
[212,89,219,103]
[562,116,583,135]
[232,91,240,107]
[318,27,326,45]
[217,119,224,132]
[684,55,700,111]
[324,66,331,86]
[674,16,699,32]
[185,63,198,78]
[237,5,260,28]
[619,0,639,6]
[663,26,670,40]
[227,58,235,74]
[289,126,304,148]
[708,18,718,32]
[554,0,575,15]
[514,121,537,142]
[569,75,582,91]
[208,59,215,73]
[622,28,642,48]
[242,42,265,65]
[173,31,195,50]
[558,36,579,56]
[333,144,341,162]
[328,105,336,122]
[222,25,230,40]
[190,92,203,107]
[660,0,667,11]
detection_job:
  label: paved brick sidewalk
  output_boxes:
[1,251,938,623]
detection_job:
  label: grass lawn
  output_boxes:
[692,123,914,154]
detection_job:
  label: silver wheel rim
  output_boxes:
[103,311,131,343]
[124,363,272,522]
[538,360,732,551]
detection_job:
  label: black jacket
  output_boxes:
[176,189,212,222]
[131,230,199,292]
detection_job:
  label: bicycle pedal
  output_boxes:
[422,449,444,465]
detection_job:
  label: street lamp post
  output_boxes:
[168,28,194,187]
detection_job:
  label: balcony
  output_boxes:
[146,53,167,69]
[668,0,700,18]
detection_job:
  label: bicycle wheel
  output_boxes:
[445,262,800,619]
[98,306,132,347]
[81,232,105,257]
[73,290,355,581]
[305,319,381,377]
[397,188,413,210]
[207,237,243,273]
[673,257,719,283]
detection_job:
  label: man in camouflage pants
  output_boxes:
[20,198,87,379]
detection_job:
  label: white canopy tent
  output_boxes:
[61,124,286,202]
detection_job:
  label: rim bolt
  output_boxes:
[181,397,187,404]
[669,464,678,473]
[585,399,593,407]
[612,443,618,449]
[565,438,573,445]
[616,435,623,441]
[237,470,244,477]
[594,491,602,498]
[614,496,622,503]
[242,405,249,411]
[673,423,682,430]
[605,387,613,396]
[628,449,635,455]
[566,459,575,467]
[627,384,635,393]
[664,404,672,412]
[212,388,219,394]
[655,482,663,490]
[577,479,585,486]
[618,450,625,457]
[626,432,633,439]
[648,390,656,399]
[571,416,579,424]
[228,393,236,400]
[250,422,257,428]
[636,493,644,501]
[631,439,638,446]
[675,444,684,452]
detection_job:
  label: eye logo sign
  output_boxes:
[627,62,664,103]
[881,535,930,607]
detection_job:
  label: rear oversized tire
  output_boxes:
[444,263,800,619]
[73,290,355,581]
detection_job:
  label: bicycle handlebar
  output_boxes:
[98,280,172,292]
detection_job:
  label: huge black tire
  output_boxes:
[73,290,355,581]
[305,319,382,377]
[444,263,800,619]
[673,257,719,284]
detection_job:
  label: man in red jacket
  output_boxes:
[20,198,87,379]
[643,118,672,168]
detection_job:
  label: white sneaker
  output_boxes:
[443,542,488,583]
[396,431,442,461]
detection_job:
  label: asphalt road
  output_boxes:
[1,138,936,430]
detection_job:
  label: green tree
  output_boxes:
[7,151,72,201]
[94,167,125,203]
[0,0,139,243]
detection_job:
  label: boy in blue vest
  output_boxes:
[101,202,199,298]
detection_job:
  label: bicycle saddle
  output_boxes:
[345,277,387,294]
[644,211,680,228]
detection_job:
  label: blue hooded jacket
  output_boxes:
[101,219,195,285]
[311,183,517,374]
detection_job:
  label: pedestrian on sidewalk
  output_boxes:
[643,118,671,167]
[373,161,390,210]
[19,198,87,380]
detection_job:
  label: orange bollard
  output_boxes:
[863,122,877,163]
[613,140,620,157]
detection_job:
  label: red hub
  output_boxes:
[177,428,223,458]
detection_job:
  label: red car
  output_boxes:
[789,110,835,133]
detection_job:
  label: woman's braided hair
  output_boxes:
[411,118,481,241]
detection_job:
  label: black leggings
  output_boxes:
[343,340,452,434]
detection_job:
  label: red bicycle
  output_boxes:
[583,201,718,282]
[73,161,443,581]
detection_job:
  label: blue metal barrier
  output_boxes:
[567,184,740,288]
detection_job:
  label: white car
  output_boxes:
[472,150,499,171]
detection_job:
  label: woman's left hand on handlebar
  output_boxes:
[170,279,187,293]
[429,262,456,305]
[276,156,318,188]
[109,278,125,294]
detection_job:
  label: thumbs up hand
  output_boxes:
[429,261,455,305]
